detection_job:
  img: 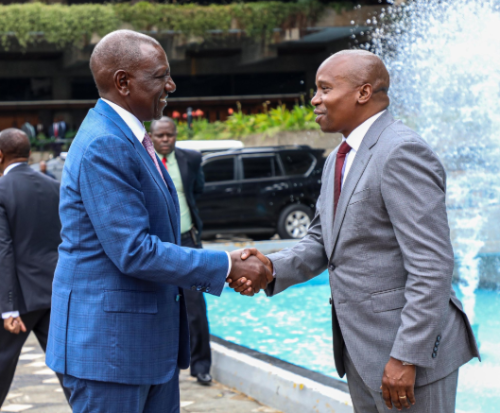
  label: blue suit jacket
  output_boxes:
[46,99,228,385]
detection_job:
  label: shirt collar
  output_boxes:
[166,150,176,163]
[4,162,24,176]
[101,98,146,143]
[343,110,386,151]
[155,150,176,162]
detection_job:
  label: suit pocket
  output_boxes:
[348,188,371,205]
[371,287,406,313]
[103,290,158,314]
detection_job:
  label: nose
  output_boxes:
[311,90,320,106]
[166,77,176,94]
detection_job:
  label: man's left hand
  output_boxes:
[4,316,27,335]
[381,357,416,410]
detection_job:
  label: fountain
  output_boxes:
[366,0,500,329]
[205,3,500,411]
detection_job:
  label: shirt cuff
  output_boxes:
[226,251,232,277]
[2,311,20,319]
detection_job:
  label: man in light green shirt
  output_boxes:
[150,116,214,385]
[158,143,194,235]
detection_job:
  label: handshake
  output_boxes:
[225,249,273,296]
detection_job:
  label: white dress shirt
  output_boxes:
[101,99,232,276]
[342,110,385,185]
[2,163,25,319]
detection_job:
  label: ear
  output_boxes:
[113,69,131,97]
[358,83,373,105]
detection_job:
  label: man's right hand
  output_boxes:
[226,250,273,296]
[4,316,27,335]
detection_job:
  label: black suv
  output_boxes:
[197,145,325,240]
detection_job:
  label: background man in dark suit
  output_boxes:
[151,116,213,385]
[0,128,70,406]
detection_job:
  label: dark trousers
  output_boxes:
[181,235,212,376]
[0,308,71,406]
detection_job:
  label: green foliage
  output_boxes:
[0,3,119,49]
[175,103,320,141]
[0,1,350,50]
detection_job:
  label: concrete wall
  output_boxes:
[210,336,353,413]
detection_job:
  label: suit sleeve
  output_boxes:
[79,135,228,296]
[265,156,331,296]
[381,140,455,369]
[0,201,17,314]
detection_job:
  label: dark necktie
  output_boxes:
[142,133,166,184]
[334,141,352,214]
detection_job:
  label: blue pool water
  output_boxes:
[206,271,500,413]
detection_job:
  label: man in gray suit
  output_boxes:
[230,50,480,412]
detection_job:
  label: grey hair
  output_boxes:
[90,30,161,94]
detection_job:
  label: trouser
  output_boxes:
[0,308,71,406]
[63,368,179,413]
[344,347,459,413]
[181,234,212,376]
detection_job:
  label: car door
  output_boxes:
[197,155,241,233]
[238,153,291,227]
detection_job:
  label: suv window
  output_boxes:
[203,157,235,183]
[242,155,280,180]
[280,151,314,176]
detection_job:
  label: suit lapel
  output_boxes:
[94,99,181,243]
[175,149,190,195]
[328,111,396,259]
[134,140,181,243]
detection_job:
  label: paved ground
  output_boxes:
[2,333,280,413]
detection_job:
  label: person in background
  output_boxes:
[151,116,213,385]
[0,128,70,406]
[39,160,56,180]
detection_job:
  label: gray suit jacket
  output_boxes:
[267,111,479,391]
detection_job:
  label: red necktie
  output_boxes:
[162,156,168,171]
[334,141,352,214]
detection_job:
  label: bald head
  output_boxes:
[311,50,390,136]
[90,30,161,94]
[322,50,390,104]
[0,128,30,159]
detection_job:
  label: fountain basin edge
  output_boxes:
[209,335,353,413]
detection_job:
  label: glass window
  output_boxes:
[203,157,235,183]
[280,151,314,176]
[242,156,275,180]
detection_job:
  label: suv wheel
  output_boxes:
[277,204,313,239]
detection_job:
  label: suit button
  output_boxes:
[434,346,438,352]
[175,294,181,302]
[436,335,441,342]
[329,298,332,305]
[432,352,437,358]
[191,286,197,291]
[205,287,210,293]
[329,263,335,271]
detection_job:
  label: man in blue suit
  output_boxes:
[46,30,270,413]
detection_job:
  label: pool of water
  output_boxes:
[206,271,500,413]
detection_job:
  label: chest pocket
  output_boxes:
[348,188,371,205]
